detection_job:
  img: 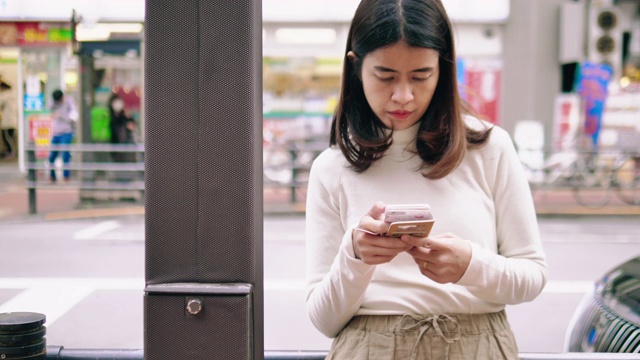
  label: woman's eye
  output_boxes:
[377,76,394,82]
[413,77,428,82]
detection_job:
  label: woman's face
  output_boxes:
[357,41,440,130]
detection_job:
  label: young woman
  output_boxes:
[304,1,548,359]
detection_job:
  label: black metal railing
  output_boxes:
[42,347,640,360]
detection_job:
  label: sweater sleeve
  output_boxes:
[67,99,79,122]
[457,127,548,304]
[304,152,376,338]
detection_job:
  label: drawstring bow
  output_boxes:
[400,314,461,359]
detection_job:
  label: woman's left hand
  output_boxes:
[401,233,472,284]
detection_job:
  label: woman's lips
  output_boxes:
[389,111,412,119]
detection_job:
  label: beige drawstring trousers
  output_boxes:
[326,310,519,360]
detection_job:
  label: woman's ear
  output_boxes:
[347,51,362,80]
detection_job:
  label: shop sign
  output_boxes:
[24,75,44,111]
[27,112,53,159]
[24,94,45,111]
[0,22,71,46]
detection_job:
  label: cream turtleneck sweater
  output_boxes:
[304,118,548,338]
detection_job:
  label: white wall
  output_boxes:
[502,0,564,140]
[455,25,503,58]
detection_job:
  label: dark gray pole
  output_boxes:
[28,149,36,214]
[79,54,96,188]
[144,1,263,359]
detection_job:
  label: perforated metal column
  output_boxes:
[144,0,263,359]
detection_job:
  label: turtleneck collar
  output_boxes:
[387,121,420,149]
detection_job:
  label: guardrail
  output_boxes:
[25,143,145,214]
[42,347,640,359]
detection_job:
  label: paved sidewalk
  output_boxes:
[0,160,144,221]
[2,159,639,221]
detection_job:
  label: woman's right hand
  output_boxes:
[352,202,412,265]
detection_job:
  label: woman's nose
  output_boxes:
[391,83,414,104]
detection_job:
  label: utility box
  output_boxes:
[145,284,253,360]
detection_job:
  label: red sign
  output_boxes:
[460,67,501,125]
[552,94,581,152]
[28,113,53,159]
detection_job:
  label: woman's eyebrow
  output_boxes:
[373,66,434,73]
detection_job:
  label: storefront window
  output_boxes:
[20,48,71,163]
[92,55,142,143]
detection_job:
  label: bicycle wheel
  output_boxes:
[614,157,640,205]
[570,157,612,208]
[572,184,612,208]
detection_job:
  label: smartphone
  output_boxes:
[384,204,434,237]
[386,220,435,237]
[384,204,432,222]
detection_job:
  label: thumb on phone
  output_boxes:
[366,201,387,221]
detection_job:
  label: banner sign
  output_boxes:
[575,62,613,149]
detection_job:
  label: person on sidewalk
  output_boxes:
[304,1,548,359]
[108,93,136,163]
[0,80,18,160]
[48,89,78,182]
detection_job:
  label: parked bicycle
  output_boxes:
[614,152,640,205]
[521,149,640,208]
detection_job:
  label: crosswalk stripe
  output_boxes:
[73,220,121,240]
[0,285,94,326]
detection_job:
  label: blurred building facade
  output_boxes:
[0,0,638,168]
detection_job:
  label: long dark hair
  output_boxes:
[330,0,492,179]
